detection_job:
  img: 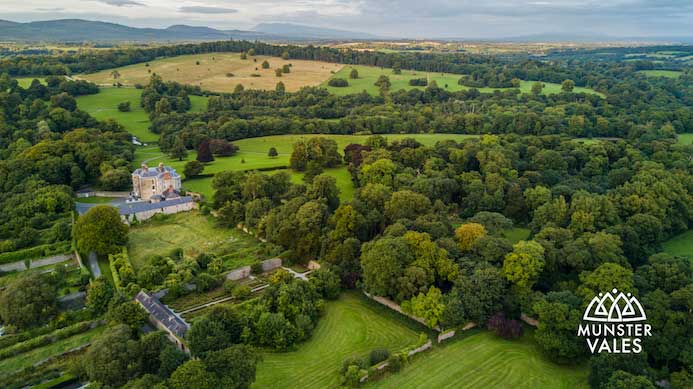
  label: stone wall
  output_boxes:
[226,258,283,281]
[363,292,440,331]
[121,201,196,224]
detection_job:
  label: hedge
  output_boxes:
[0,321,97,361]
[0,241,72,265]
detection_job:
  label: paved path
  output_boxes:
[282,267,313,281]
[88,252,101,278]
[0,253,74,273]
[178,284,269,315]
[58,291,86,303]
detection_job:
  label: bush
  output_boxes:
[386,353,403,372]
[408,78,428,86]
[0,241,71,265]
[117,101,131,112]
[487,312,523,339]
[341,356,368,375]
[369,348,390,365]
[250,262,264,275]
[232,284,251,299]
[328,78,349,87]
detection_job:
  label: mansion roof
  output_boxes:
[133,164,180,179]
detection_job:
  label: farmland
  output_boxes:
[253,292,422,389]
[370,331,589,389]
[322,65,603,97]
[77,53,343,93]
[126,211,268,270]
[76,87,208,143]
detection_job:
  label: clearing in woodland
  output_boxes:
[77,53,343,93]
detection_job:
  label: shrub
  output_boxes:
[386,353,403,372]
[328,78,349,87]
[226,73,234,77]
[341,356,368,374]
[408,78,428,86]
[232,284,251,299]
[250,262,264,274]
[487,312,523,339]
[117,101,131,112]
[369,348,390,365]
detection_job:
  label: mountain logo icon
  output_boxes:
[583,289,647,323]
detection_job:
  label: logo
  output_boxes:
[577,289,652,354]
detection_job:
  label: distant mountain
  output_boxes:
[0,19,271,42]
[253,22,377,40]
[0,19,378,43]
[488,33,693,44]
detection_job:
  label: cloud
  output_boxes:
[178,6,238,14]
[95,0,145,6]
[34,7,65,12]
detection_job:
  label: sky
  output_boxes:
[1,0,691,39]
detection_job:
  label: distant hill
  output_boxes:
[0,19,271,42]
[0,19,378,43]
[253,22,377,40]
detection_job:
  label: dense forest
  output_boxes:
[0,74,133,253]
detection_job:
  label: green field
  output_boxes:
[638,70,682,78]
[253,292,421,389]
[76,87,207,143]
[662,230,693,259]
[0,326,105,374]
[137,134,476,199]
[126,211,266,270]
[370,331,589,389]
[14,77,46,88]
[678,133,693,145]
[502,227,531,243]
[322,65,603,97]
[182,169,353,203]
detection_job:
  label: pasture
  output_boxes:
[370,331,589,389]
[638,70,682,78]
[253,291,421,389]
[126,211,267,270]
[76,87,208,143]
[136,133,477,199]
[662,230,693,259]
[77,53,343,93]
[322,65,603,97]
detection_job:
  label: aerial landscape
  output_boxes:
[0,1,691,388]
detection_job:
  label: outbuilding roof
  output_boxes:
[135,291,189,338]
[119,196,193,215]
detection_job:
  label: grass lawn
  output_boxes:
[502,227,531,243]
[322,65,603,97]
[662,230,693,259]
[0,326,105,374]
[253,291,422,389]
[77,53,343,93]
[14,77,46,88]
[370,331,589,389]
[138,133,476,200]
[74,196,119,204]
[638,70,682,79]
[678,133,693,145]
[76,87,207,143]
[127,211,266,270]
